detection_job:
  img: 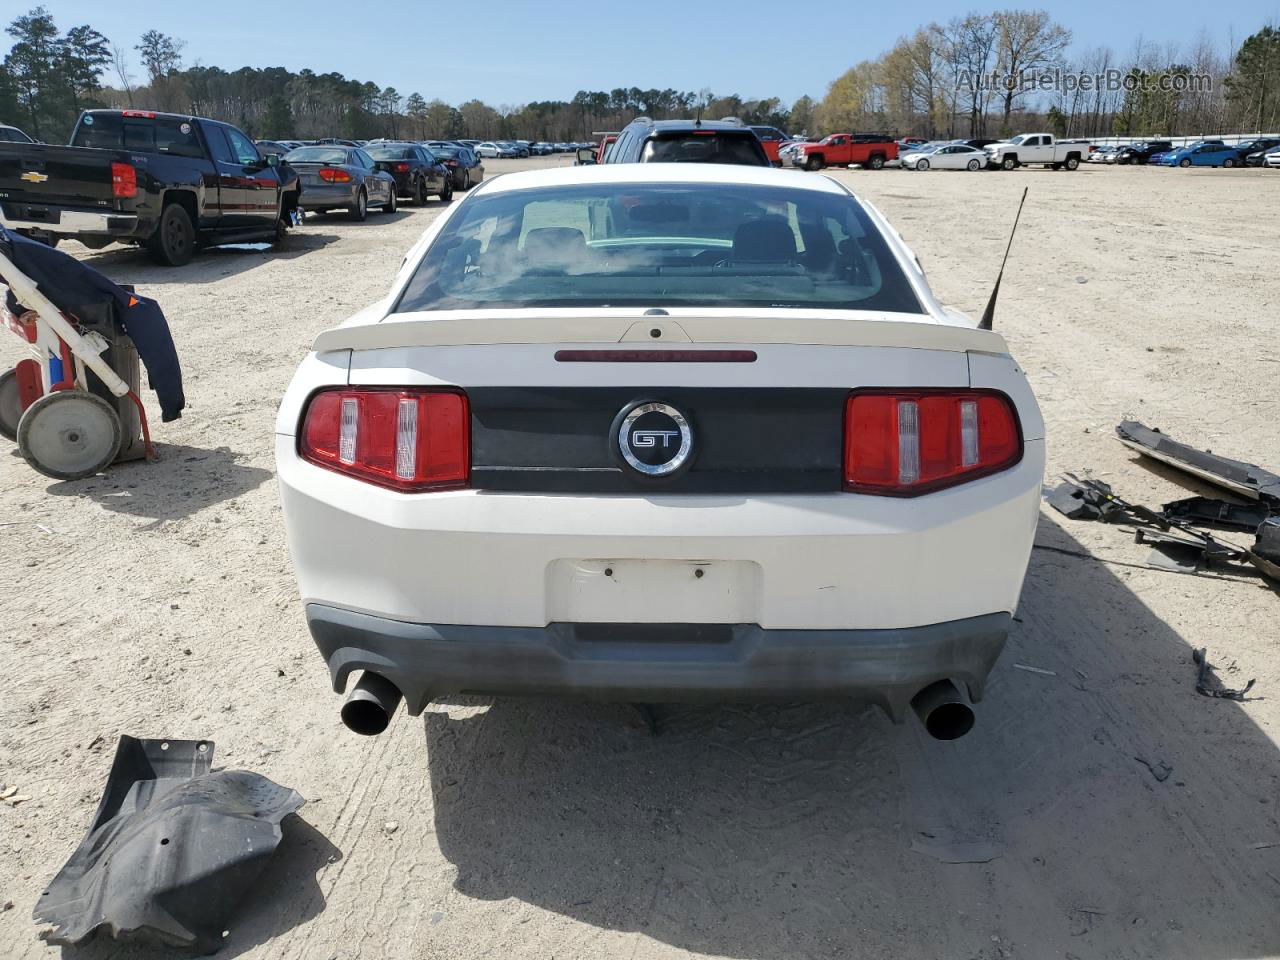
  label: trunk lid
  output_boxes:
[333,311,1009,495]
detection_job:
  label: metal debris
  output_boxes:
[1049,472,1278,584]
[1135,756,1173,782]
[1192,648,1256,701]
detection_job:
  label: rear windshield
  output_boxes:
[432,146,461,157]
[368,146,414,160]
[397,182,922,314]
[641,133,765,166]
[285,147,347,163]
[72,114,204,158]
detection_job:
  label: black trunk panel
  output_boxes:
[469,387,846,494]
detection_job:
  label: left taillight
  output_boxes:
[111,162,136,198]
[300,388,469,492]
[844,389,1021,496]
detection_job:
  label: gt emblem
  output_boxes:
[631,430,679,448]
[612,401,694,479]
[21,171,49,183]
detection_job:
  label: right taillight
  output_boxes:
[111,162,136,199]
[844,389,1021,496]
[300,388,469,491]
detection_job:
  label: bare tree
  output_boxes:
[110,41,133,106]
[993,9,1071,132]
[946,14,1000,136]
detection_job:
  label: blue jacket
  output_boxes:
[1,228,185,421]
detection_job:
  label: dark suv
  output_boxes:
[603,118,770,166]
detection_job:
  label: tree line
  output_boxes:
[814,12,1279,139]
[3,5,1278,145]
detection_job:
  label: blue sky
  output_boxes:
[26,0,1280,105]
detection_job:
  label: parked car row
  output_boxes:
[1088,136,1280,167]
[0,110,487,267]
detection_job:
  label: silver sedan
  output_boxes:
[284,145,398,221]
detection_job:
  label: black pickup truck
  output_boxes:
[0,109,301,266]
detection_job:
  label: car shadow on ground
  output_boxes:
[44,443,271,526]
[64,231,340,286]
[420,517,1280,959]
[57,814,339,960]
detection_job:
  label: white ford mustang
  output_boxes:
[275,163,1044,740]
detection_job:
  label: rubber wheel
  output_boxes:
[146,203,196,266]
[416,177,429,205]
[805,155,823,171]
[0,367,21,441]
[348,189,368,221]
[439,177,453,202]
[868,155,884,170]
[17,390,122,480]
[1064,157,1079,170]
[1222,158,1235,168]
[382,187,397,214]
[462,170,471,190]
[1001,156,1018,170]
[967,158,981,171]
[1179,158,1191,168]
[915,159,930,171]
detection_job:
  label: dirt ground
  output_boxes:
[2,156,1279,960]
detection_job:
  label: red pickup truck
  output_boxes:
[791,134,898,171]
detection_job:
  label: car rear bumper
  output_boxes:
[298,185,358,209]
[308,603,1011,716]
[0,204,142,236]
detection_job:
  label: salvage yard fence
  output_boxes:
[1087,132,1280,147]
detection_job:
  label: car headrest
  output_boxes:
[523,227,586,265]
[732,219,797,261]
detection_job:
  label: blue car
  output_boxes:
[1159,140,1232,168]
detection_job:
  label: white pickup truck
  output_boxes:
[984,133,1091,171]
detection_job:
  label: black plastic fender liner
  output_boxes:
[34,736,304,953]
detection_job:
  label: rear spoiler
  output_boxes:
[313,313,1011,355]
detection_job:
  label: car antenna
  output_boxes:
[978,186,1028,331]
